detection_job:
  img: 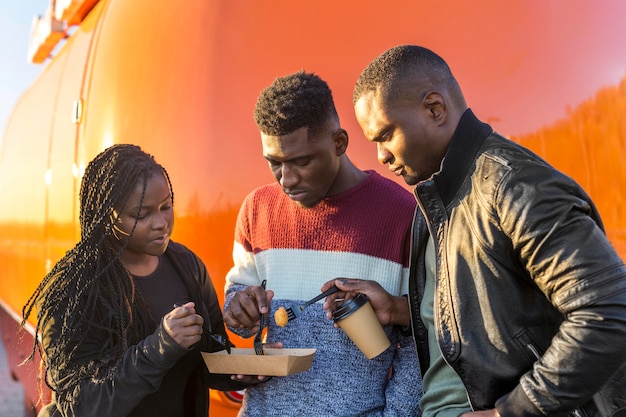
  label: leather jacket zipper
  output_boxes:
[414,193,474,411]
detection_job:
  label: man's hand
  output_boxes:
[223,283,275,330]
[321,278,410,327]
[164,302,204,349]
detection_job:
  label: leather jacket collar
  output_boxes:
[432,109,492,206]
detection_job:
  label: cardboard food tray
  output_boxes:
[202,348,316,376]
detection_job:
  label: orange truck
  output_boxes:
[1,0,625,415]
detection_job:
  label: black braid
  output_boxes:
[21,144,174,403]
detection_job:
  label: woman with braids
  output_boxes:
[21,144,257,417]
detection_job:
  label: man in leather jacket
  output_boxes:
[322,45,626,417]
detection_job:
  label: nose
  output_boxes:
[279,164,298,189]
[153,211,168,230]
[377,143,393,165]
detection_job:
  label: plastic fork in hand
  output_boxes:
[254,280,267,355]
[286,285,339,322]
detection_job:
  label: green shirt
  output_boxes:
[419,236,472,417]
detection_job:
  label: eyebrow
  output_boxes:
[263,155,310,163]
[128,193,172,212]
[370,127,390,142]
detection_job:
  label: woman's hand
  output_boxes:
[164,302,204,349]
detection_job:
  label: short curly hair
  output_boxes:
[254,70,339,138]
[353,45,462,106]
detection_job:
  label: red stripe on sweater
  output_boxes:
[235,171,416,267]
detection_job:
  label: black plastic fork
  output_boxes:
[253,280,267,355]
[285,285,339,322]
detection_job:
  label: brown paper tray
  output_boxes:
[202,348,316,376]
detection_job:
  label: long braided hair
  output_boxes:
[21,144,174,401]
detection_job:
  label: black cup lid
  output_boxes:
[332,293,369,321]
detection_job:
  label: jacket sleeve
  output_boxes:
[495,161,626,416]
[383,330,423,416]
[44,319,188,417]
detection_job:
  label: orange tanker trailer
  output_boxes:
[1,0,625,415]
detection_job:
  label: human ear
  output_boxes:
[423,92,446,124]
[333,128,349,156]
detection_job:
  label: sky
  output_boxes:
[0,1,49,139]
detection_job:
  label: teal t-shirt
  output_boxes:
[420,236,472,417]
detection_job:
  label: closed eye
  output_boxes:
[267,157,310,167]
[292,157,310,166]
[374,128,393,143]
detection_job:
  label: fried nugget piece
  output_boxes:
[274,306,289,327]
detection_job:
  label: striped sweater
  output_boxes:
[225,171,422,416]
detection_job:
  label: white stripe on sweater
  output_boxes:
[225,242,409,300]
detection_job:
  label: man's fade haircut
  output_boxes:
[353,45,462,106]
[254,70,339,139]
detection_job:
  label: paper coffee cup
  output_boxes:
[332,293,391,359]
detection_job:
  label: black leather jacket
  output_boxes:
[407,110,626,417]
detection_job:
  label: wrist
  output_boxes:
[391,295,411,327]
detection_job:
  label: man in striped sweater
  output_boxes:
[223,71,422,416]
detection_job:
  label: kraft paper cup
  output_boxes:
[332,293,391,359]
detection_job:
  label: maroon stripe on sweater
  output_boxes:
[235,171,416,267]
